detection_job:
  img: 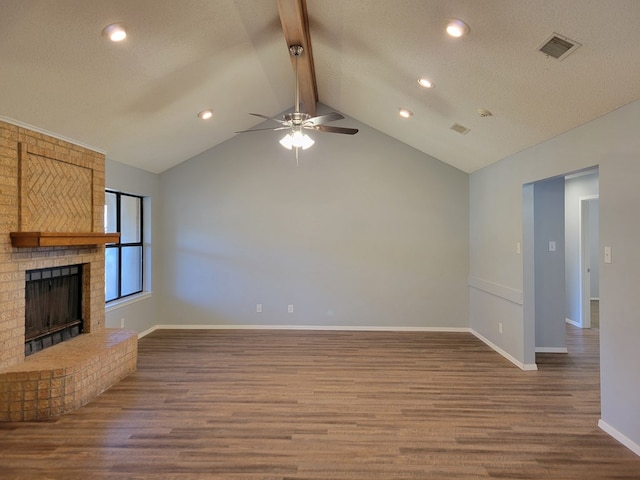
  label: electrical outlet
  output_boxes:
[288,304,294,314]
[499,322,503,334]
[256,304,262,313]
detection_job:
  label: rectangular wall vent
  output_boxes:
[538,33,581,61]
[450,123,470,135]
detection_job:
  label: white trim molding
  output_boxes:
[468,276,523,305]
[471,329,538,371]
[535,347,568,353]
[138,324,470,338]
[598,419,640,456]
[106,292,153,312]
[138,325,159,339]
[0,115,106,154]
[565,317,581,328]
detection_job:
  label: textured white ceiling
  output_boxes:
[1,0,639,173]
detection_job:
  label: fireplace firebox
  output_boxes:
[24,265,83,356]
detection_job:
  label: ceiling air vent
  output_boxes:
[538,33,581,61]
[450,123,470,135]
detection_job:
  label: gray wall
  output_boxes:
[600,153,640,452]
[102,99,640,452]
[158,107,469,329]
[469,98,640,452]
[105,159,162,334]
[564,172,599,325]
[534,177,565,350]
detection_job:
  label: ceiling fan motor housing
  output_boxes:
[235,42,357,137]
[284,112,310,125]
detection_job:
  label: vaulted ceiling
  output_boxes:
[1,0,639,174]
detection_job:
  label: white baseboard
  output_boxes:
[470,329,537,371]
[139,324,470,338]
[535,347,568,353]
[598,419,640,456]
[565,317,581,328]
[155,324,471,332]
[138,325,158,339]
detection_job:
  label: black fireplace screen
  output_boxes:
[24,265,83,356]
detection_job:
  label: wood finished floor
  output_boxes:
[1,327,638,479]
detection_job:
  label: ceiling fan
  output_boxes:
[236,45,358,159]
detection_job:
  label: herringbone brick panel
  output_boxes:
[20,152,93,231]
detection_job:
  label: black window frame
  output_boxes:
[105,190,144,303]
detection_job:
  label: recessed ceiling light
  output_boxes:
[417,77,434,89]
[446,19,470,38]
[198,109,213,120]
[102,23,127,42]
[399,108,413,119]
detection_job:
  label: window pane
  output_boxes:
[105,190,145,303]
[105,247,119,301]
[121,246,142,296]
[121,195,141,243]
[105,191,118,234]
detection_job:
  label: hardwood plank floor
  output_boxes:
[1,326,638,479]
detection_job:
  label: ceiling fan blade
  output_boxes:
[303,112,345,126]
[249,113,288,125]
[309,125,359,135]
[235,126,290,134]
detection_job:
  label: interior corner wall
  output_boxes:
[158,106,469,330]
[469,98,640,453]
[105,159,162,334]
[534,177,565,350]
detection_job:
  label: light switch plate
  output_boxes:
[549,241,556,252]
[604,246,612,264]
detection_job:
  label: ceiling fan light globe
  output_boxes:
[279,134,294,150]
[290,130,314,149]
[291,130,305,147]
[301,135,314,150]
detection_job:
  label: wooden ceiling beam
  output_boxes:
[276,0,318,117]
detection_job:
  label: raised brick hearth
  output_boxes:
[0,329,137,421]
[0,120,137,420]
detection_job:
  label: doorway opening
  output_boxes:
[580,196,599,329]
[522,167,599,366]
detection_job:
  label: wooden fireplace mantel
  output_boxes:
[10,232,120,248]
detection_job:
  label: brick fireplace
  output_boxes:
[0,120,137,421]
